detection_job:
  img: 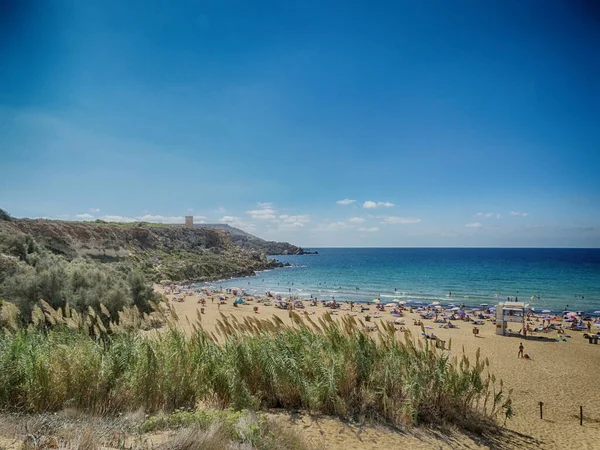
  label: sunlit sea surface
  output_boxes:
[201,248,600,314]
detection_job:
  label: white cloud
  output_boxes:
[94,214,206,224]
[358,226,379,233]
[475,212,502,219]
[510,211,529,217]
[278,214,310,229]
[336,199,356,205]
[246,202,277,220]
[363,200,394,209]
[279,214,310,224]
[314,221,350,232]
[348,217,365,223]
[216,206,226,213]
[382,216,421,224]
[75,213,94,220]
[246,208,277,220]
[89,208,100,213]
[137,215,182,224]
[220,215,256,230]
[465,222,483,228]
[98,215,137,223]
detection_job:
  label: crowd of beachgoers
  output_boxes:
[155,282,600,449]
[161,284,600,344]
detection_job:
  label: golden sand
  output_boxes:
[156,285,600,450]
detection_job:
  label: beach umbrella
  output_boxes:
[594,311,600,314]
[531,296,535,300]
[432,301,441,305]
[385,303,396,307]
[480,303,488,306]
[451,307,460,311]
[373,299,381,303]
[406,300,413,303]
[398,301,406,305]
[542,309,552,313]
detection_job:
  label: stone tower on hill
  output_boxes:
[185,216,193,228]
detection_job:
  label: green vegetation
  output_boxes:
[0,309,512,434]
[0,208,11,221]
[133,248,270,282]
[0,230,160,323]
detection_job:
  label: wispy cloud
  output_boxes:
[220,215,256,230]
[246,202,277,220]
[510,211,529,217]
[97,215,137,223]
[348,217,365,223]
[363,200,394,209]
[75,213,94,220]
[314,221,351,232]
[336,199,356,205]
[216,206,226,213]
[465,222,483,228]
[382,216,421,224]
[89,208,100,213]
[91,214,206,224]
[278,214,311,228]
[358,226,379,233]
[475,212,501,219]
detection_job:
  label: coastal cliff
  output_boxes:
[0,217,285,283]
[196,223,317,255]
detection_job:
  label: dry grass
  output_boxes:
[0,408,315,450]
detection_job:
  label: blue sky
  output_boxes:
[1,0,599,247]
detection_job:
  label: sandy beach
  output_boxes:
[155,284,600,450]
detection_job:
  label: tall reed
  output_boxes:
[0,306,512,433]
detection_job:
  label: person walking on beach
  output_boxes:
[518,342,524,358]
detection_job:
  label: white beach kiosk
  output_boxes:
[495,302,528,336]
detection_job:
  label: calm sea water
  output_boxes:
[203,248,600,314]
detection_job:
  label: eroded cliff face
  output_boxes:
[7,220,229,258]
[0,219,284,282]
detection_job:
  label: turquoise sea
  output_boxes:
[203,248,600,314]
